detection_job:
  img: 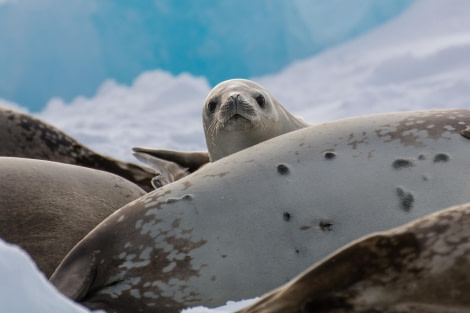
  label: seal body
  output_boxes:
[0,157,146,277]
[50,109,470,313]
[237,202,470,313]
[0,107,156,191]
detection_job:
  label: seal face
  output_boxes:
[202,79,309,161]
[236,202,470,313]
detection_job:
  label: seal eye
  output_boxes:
[256,95,265,108]
[207,101,217,114]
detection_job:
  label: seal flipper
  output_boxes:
[132,147,210,173]
[132,151,193,188]
[132,148,210,188]
[50,249,98,301]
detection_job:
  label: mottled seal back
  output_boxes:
[0,107,156,191]
[51,109,470,313]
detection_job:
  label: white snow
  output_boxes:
[1,0,470,312]
[0,239,89,313]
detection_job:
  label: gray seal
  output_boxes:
[133,79,309,186]
[50,109,470,313]
[202,79,309,161]
[0,107,156,191]
[237,202,470,313]
[0,157,146,277]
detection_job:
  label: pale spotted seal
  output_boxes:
[0,157,146,277]
[133,79,309,186]
[0,107,156,191]
[51,109,470,313]
[237,202,470,313]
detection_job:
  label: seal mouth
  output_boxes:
[226,114,253,125]
[230,114,249,121]
[221,113,256,130]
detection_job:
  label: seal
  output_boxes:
[237,202,470,313]
[0,157,146,277]
[203,79,309,161]
[50,109,470,313]
[0,107,156,191]
[133,79,309,185]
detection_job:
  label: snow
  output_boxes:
[1,0,470,312]
[0,239,89,313]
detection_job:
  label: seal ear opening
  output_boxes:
[49,249,97,301]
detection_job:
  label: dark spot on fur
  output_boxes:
[433,153,450,163]
[396,187,415,212]
[392,159,414,169]
[221,254,227,258]
[323,151,336,160]
[418,154,426,160]
[283,212,291,221]
[319,221,333,232]
[300,225,311,230]
[277,164,289,175]
[295,249,300,254]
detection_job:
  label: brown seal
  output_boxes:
[0,157,146,277]
[0,107,156,191]
[237,202,470,313]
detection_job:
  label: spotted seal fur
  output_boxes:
[237,202,470,313]
[0,107,156,191]
[51,109,470,313]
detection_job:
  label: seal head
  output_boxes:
[203,79,309,161]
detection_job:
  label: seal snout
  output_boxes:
[218,93,257,125]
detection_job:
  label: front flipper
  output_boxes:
[50,249,98,302]
[132,150,193,188]
[132,147,209,173]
